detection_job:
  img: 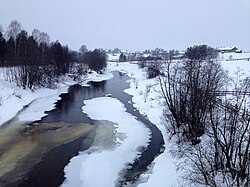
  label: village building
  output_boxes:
[217,47,238,53]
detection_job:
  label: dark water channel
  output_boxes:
[1,71,164,187]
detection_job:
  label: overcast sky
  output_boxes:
[1,0,250,51]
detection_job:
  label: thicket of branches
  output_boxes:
[137,49,180,79]
[138,59,162,79]
[178,75,250,187]
[159,45,249,186]
[0,20,107,89]
[160,46,224,141]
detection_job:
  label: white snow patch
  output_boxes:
[108,53,121,61]
[18,86,68,121]
[221,60,250,77]
[83,71,114,83]
[0,76,66,124]
[62,97,150,187]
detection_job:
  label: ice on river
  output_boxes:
[62,97,151,187]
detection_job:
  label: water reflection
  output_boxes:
[41,81,108,125]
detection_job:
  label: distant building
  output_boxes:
[235,49,242,53]
[217,47,238,53]
[173,51,185,60]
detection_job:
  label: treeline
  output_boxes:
[0,20,107,89]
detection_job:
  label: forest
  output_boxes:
[0,20,107,90]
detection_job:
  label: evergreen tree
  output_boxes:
[0,32,7,64]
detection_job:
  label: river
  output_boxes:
[0,71,164,187]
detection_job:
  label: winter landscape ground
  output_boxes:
[0,52,250,187]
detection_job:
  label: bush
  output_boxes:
[160,55,225,140]
[185,45,218,61]
[85,49,107,73]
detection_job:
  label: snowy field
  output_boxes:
[220,52,250,77]
[0,52,249,187]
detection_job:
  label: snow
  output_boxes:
[108,53,121,61]
[17,86,68,121]
[1,52,249,187]
[107,62,180,187]
[0,69,114,125]
[83,71,114,83]
[220,52,250,61]
[218,47,237,51]
[106,55,250,186]
[62,97,150,187]
[0,74,66,124]
[220,53,250,76]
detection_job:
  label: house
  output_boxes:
[235,49,242,53]
[217,47,238,53]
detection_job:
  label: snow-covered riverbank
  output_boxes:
[0,73,68,125]
[106,52,250,186]
[0,70,113,125]
[108,62,180,187]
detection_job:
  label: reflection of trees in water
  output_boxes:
[56,88,77,114]
[41,81,108,124]
[89,81,106,95]
[118,72,125,79]
[41,72,128,125]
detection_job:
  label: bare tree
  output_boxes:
[39,32,50,64]
[181,76,250,187]
[6,20,22,64]
[168,68,250,187]
[160,45,224,141]
[32,29,41,44]
[78,45,88,63]
[39,32,50,45]
[79,45,88,54]
[6,20,22,42]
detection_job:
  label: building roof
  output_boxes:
[217,47,237,51]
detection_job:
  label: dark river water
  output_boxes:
[0,71,164,187]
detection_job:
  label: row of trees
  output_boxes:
[157,45,249,186]
[0,20,107,89]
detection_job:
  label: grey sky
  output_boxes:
[1,0,250,51]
